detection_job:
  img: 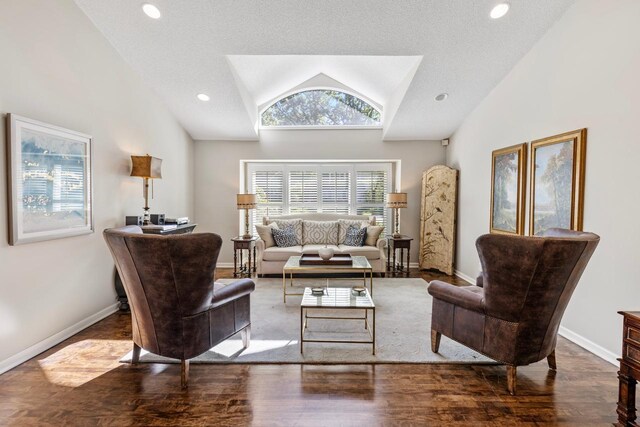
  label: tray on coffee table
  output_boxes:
[299,253,353,266]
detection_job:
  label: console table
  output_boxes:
[386,235,413,277]
[114,224,197,311]
[617,311,640,426]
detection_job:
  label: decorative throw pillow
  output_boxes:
[338,219,369,244]
[344,225,367,246]
[255,222,279,248]
[272,225,298,247]
[269,219,303,244]
[302,220,339,245]
[364,225,385,246]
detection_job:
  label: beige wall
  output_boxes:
[447,0,640,361]
[194,130,445,264]
[0,0,194,369]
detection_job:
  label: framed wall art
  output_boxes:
[529,129,586,235]
[6,114,93,245]
[490,143,527,235]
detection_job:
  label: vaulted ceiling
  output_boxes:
[75,0,575,141]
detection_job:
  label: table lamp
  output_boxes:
[237,193,257,239]
[130,155,162,225]
[386,192,407,238]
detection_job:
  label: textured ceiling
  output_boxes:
[75,0,575,141]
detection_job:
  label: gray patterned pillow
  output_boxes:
[272,225,298,247]
[338,219,368,244]
[344,225,366,246]
[302,220,339,245]
[269,219,303,244]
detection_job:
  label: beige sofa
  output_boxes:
[256,213,387,276]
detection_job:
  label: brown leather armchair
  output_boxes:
[103,226,255,388]
[428,228,599,394]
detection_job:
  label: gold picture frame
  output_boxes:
[529,129,587,235]
[490,143,527,235]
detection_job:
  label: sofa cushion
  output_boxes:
[301,244,340,254]
[268,218,302,244]
[338,219,369,244]
[337,244,380,259]
[344,225,366,246]
[255,222,278,248]
[262,245,303,261]
[272,225,299,247]
[364,225,385,246]
[302,220,339,245]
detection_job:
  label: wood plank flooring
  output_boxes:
[0,269,619,426]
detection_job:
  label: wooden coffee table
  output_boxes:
[282,255,374,303]
[300,287,376,355]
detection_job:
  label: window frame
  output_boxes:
[245,161,393,234]
[259,87,384,130]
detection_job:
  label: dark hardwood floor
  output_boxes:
[0,269,618,426]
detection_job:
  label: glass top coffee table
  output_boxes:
[282,255,374,303]
[300,287,376,355]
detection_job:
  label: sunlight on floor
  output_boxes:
[212,338,298,357]
[38,339,128,388]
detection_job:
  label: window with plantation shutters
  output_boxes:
[321,171,350,214]
[246,162,391,235]
[288,170,318,214]
[356,169,388,230]
[252,170,283,232]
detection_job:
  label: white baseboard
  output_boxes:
[454,269,476,285]
[558,325,618,366]
[0,303,119,375]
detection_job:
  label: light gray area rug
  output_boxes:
[122,277,494,365]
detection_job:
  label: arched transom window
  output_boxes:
[261,90,381,127]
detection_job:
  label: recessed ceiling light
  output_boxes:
[142,3,161,19]
[197,93,210,102]
[490,3,510,19]
[435,93,448,102]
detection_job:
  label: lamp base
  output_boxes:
[392,232,403,238]
[242,234,253,239]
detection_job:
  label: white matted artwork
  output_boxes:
[6,114,93,245]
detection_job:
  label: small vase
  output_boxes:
[318,246,334,261]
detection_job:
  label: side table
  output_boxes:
[232,236,258,278]
[386,235,413,277]
[617,311,640,426]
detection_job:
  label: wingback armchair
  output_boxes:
[428,228,599,394]
[103,226,255,388]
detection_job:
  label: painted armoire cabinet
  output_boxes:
[419,165,458,275]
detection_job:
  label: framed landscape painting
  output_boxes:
[490,143,527,235]
[529,129,586,235]
[6,114,93,245]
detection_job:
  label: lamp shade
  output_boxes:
[130,155,162,179]
[386,192,408,208]
[237,193,257,209]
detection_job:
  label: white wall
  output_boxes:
[0,0,194,369]
[447,0,640,360]
[195,129,445,264]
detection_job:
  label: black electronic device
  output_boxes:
[150,214,166,225]
[125,216,143,226]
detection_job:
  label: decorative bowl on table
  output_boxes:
[351,286,366,296]
[311,287,325,296]
[318,246,334,260]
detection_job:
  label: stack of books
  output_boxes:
[165,217,189,225]
[141,224,178,231]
